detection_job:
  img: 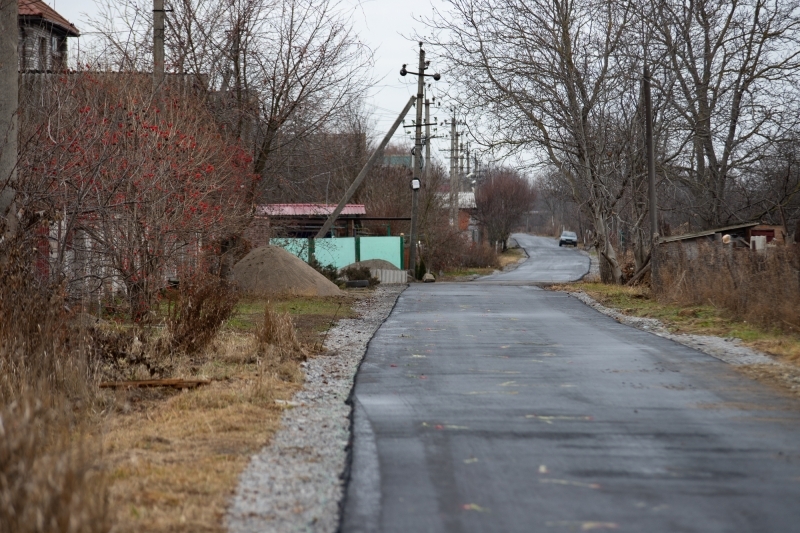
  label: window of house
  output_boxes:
[38,37,48,70]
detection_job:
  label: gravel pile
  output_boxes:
[226,285,405,533]
[569,290,777,366]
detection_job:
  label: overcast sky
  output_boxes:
[49,0,453,163]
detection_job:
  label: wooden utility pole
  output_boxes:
[408,44,426,276]
[644,64,658,267]
[0,0,18,239]
[153,0,166,89]
[449,113,457,227]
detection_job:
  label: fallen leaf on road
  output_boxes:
[462,503,489,512]
[545,521,618,531]
[464,458,479,464]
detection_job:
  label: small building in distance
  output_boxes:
[18,0,80,72]
[246,203,367,245]
[658,221,788,259]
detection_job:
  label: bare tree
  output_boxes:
[474,168,536,250]
[17,72,251,318]
[649,0,800,228]
[425,0,640,283]
[87,0,373,206]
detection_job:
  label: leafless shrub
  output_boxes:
[460,242,499,269]
[256,305,302,361]
[165,276,239,356]
[654,243,800,332]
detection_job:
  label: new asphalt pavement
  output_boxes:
[341,234,800,532]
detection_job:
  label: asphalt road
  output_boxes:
[478,234,590,283]
[341,234,800,532]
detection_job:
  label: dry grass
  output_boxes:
[99,292,361,533]
[1,224,362,533]
[0,237,110,533]
[498,247,526,268]
[555,282,800,362]
[101,374,297,533]
[0,395,109,533]
[654,243,800,333]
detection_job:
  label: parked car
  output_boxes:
[559,231,578,247]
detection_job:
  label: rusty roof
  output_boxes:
[256,204,366,217]
[659,221,760,244]
[19,0,80,37]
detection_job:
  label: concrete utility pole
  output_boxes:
[423,97,430,182]
[458,140,464,192]
[408,46,425,276]
[398,43,439,276]
[316,96,416,239]
[643,64,658,268]
[0,0,19,239]
[449,113,457,227]
[153,0,166,89]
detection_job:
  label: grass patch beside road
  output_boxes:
[553,282,800,363]
[102,291,364,532]
[440,247,527,280]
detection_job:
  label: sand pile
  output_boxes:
[340,259,399,272]
[233,246,341,297]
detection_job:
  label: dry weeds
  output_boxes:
[99,293,358,532]
[0,395,109,533]
[654,243,800,334]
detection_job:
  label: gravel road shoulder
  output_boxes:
[226,285,405,533]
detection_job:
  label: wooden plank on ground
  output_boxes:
[99,378,211,390]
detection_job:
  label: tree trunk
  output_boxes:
[593,214,623,284]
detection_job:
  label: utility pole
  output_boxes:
[316,97,416,239]
[400,43,440,277]
[458,140,464,192]
[424,96,431,186]
[0,0,19,239]
[153,0,166,89]
[449,113,457,227]
[644,64,657,271]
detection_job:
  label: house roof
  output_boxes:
[660,221,760,244]
[18,0,80,37]
[256,203,366,217]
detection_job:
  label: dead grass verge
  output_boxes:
[100,291,363,533]
[654,243,800,333]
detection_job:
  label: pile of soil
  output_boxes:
[340,259,399,272]
[233,246,341,297]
